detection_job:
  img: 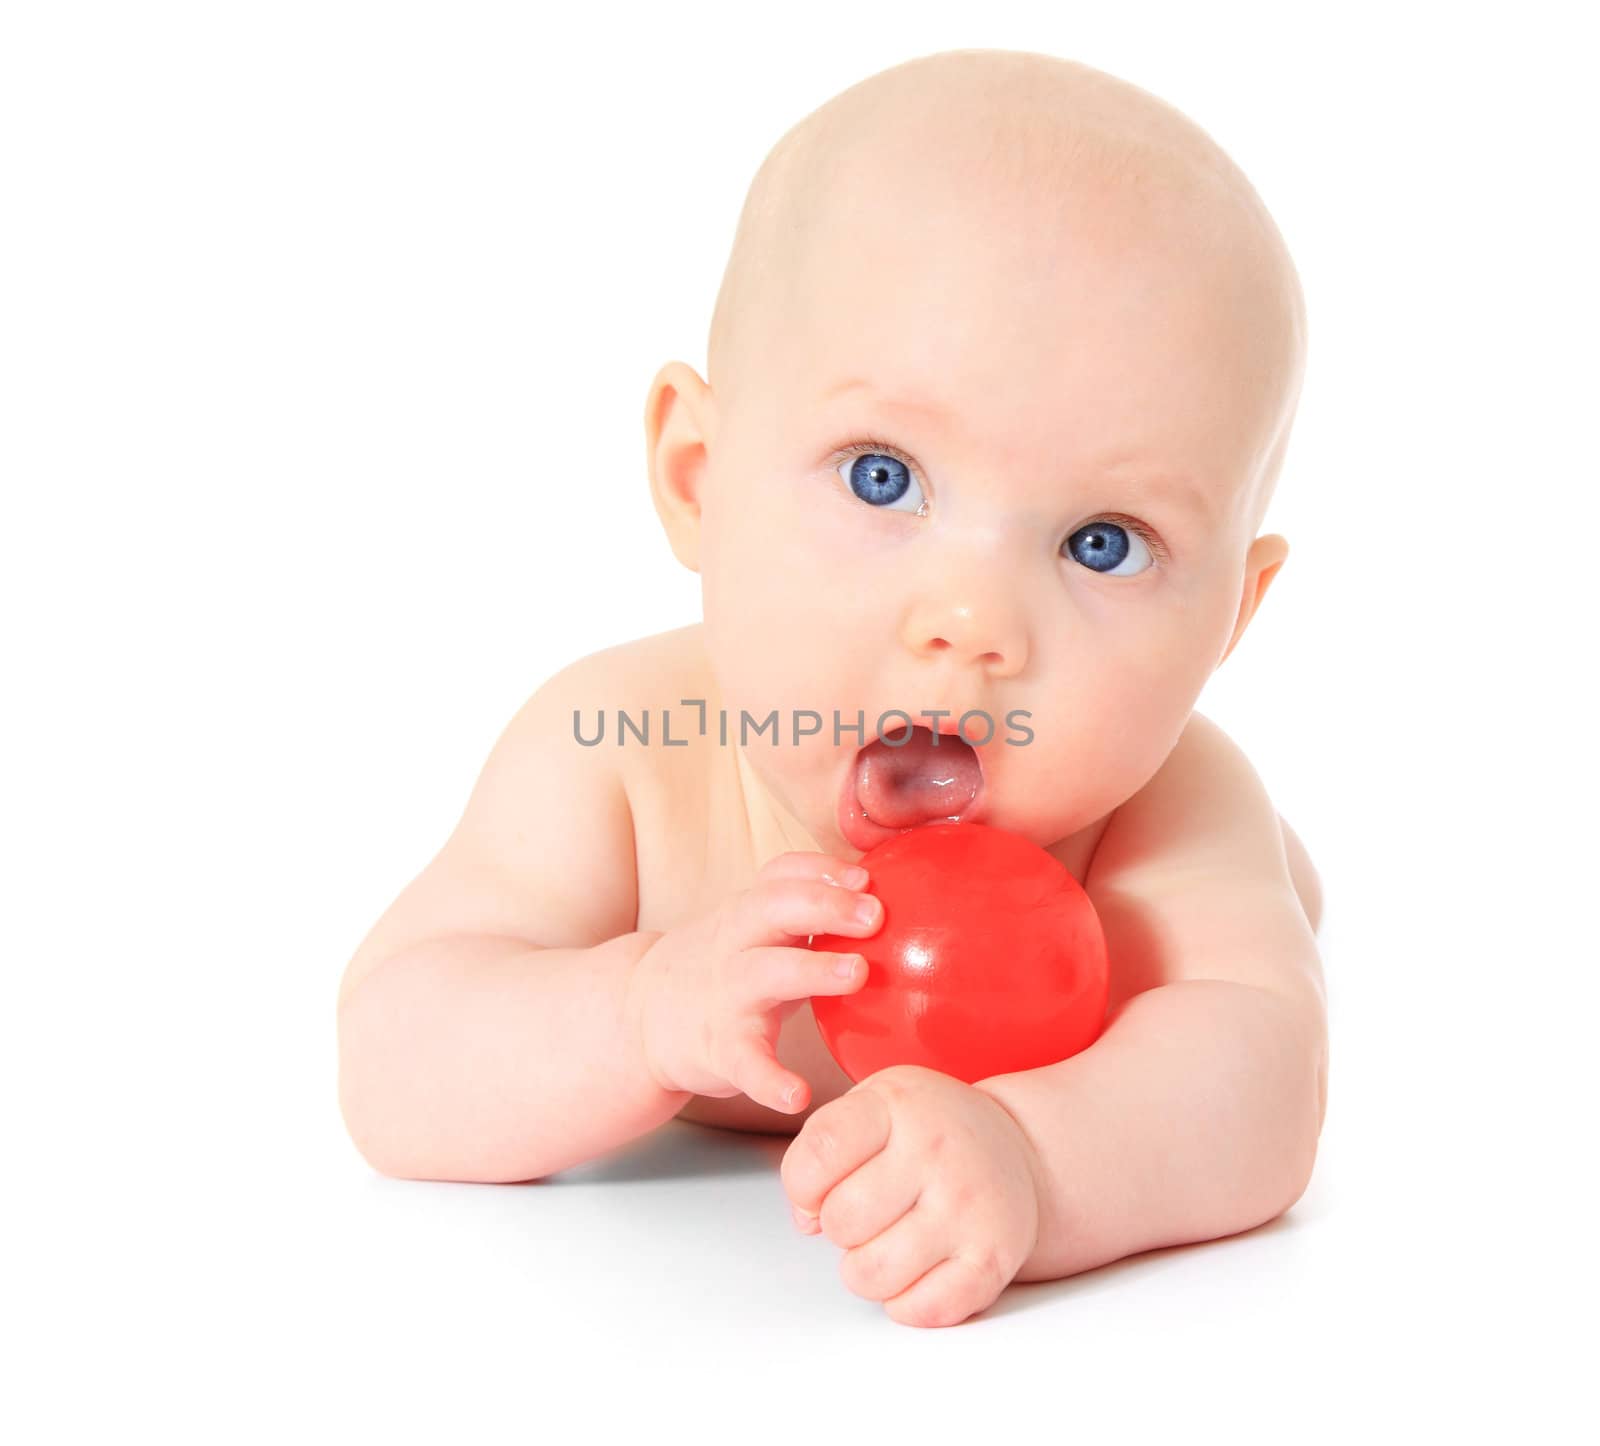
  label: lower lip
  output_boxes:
[834,747,986,855]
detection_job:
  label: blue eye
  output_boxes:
[1064,521,1154,576]
[837,451,927,514]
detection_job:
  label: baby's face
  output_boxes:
[689,153,1298,857]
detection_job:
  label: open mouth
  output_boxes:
[836,722,986,853]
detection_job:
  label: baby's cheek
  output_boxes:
[1100,642,1199,736]
[1007,667,1186,819]
[709,521,868,665]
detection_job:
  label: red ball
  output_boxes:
[810,822,1108,1085]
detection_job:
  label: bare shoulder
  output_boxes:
[566,621,718,776]
[1087,712,1298,882]
[563,622,711,692]
[338,626,707,1007]
[1083,711,1324,1008]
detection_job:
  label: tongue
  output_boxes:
[854,725,982,829]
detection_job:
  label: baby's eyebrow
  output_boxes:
[823,375,950,424]
[1107,466,1216,525]
[822,376,1216,524]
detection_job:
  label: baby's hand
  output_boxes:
[622,851,882,1114]
[781,1064,1043,1328]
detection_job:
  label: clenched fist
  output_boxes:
[780,1063,1045,1328]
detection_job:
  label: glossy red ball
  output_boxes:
[810,822,1109,1085]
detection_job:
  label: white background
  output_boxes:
[4,1,1595,1439]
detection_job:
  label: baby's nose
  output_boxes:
[900,596,1029,678]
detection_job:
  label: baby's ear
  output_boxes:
[1216,533,1290,668]
[644,361,714,573]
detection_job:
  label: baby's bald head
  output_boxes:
[706,49,1306,534]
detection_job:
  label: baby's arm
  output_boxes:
[336,655,676,1183]
[973,713,1328,1280]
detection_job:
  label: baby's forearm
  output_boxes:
[975,978,1327,1281]
[338,929,686,1182]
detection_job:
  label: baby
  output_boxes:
[337,48,1328,1329]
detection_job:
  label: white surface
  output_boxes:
[3,2,1595,1440]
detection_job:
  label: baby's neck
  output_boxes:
[732,743,823,866]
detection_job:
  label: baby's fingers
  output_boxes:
[730,1037,812,1114]
[730,877,883,949]
[756,849,870,891]
[740,945,868,1009]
